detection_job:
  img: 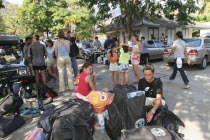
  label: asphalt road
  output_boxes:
[2,59,210,140]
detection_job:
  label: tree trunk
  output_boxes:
[125,16,132,43]
[46,27,49,39]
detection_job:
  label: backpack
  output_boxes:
[151,106,185,138]
[121,125,183,140]
[38,99,94,140]
[50,100,94,140]
[0,114,25,138]
[37,104,55,133]
[105,84,146,139]
[19,83,38,99]
[0,93,23,116]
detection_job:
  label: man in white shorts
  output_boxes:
[138,63,165,123]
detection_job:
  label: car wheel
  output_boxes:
[167,62,174,66]
[198,56,207,69]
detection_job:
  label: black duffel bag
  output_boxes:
[0,93,23,116]
[50,99,94,140]
[121,125,183,140]
[105,84,146,139]
[0,114,25,137]
[151,107,185,138]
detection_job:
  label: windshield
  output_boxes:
[183,39,201,47]
[0,45,21,65]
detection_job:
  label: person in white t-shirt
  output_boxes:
[46,39,58,85]
[168,31,190,89]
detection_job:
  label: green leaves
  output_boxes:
[0,0,4,9]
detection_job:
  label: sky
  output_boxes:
[6,0,23,5]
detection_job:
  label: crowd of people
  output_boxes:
[23,29,79,93]
[22,30,190,122]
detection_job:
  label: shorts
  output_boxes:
[131,56,140,65]
[46,60,56,67]
[109,63,119,71]
[119,64,129,72]
[71,57,78,73]
[145,97,166,106]
[33,65,46,71]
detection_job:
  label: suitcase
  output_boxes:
[0,114,25,137]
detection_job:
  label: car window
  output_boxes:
[154,41,165,48]
[183,39,201,47]
[201,33,210,38]
[147,40,156,48]
[204,39,210,48]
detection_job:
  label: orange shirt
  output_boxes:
[108,53,118,63]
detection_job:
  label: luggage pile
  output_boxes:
[105,84,185,140]
[37,99,94,140]
[0,73,57,138]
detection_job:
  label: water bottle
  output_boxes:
[127,91,145,99]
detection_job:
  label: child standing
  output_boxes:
[119,43,130,85]
[108,44,119,86]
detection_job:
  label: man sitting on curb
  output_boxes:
[138,63,165,123]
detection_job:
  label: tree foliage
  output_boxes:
[2,0,70,38]
[65,0,98,41]
[80,0,199,41]
[16,0,70,38]
[195,0,210,22]
[0,0,4,9]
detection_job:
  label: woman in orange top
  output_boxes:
[108,44,119,86]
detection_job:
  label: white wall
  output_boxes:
[139,26,148,40]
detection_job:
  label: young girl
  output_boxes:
[46,40,59,85]
[73,62,96,98]
[130,35,142,84]
[108,44,119,86]
[119,43,130,85]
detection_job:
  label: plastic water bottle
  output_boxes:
[127,91,145,99]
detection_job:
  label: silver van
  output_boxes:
[163,38,210,69]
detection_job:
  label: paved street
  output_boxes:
[2,59,210,140]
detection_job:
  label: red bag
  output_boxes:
[47,92,55,98]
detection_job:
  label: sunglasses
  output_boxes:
[143,64,154,69]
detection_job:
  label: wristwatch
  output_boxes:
[151,109,156,114]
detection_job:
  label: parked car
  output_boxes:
[201,33,210,38]
[0,33,32,84]
[163,38,210,69]
[76,42,95,62]
[143,40,166,61]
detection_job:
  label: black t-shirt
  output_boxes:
[138,77,163,98]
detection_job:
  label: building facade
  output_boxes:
[105,18,210,44]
